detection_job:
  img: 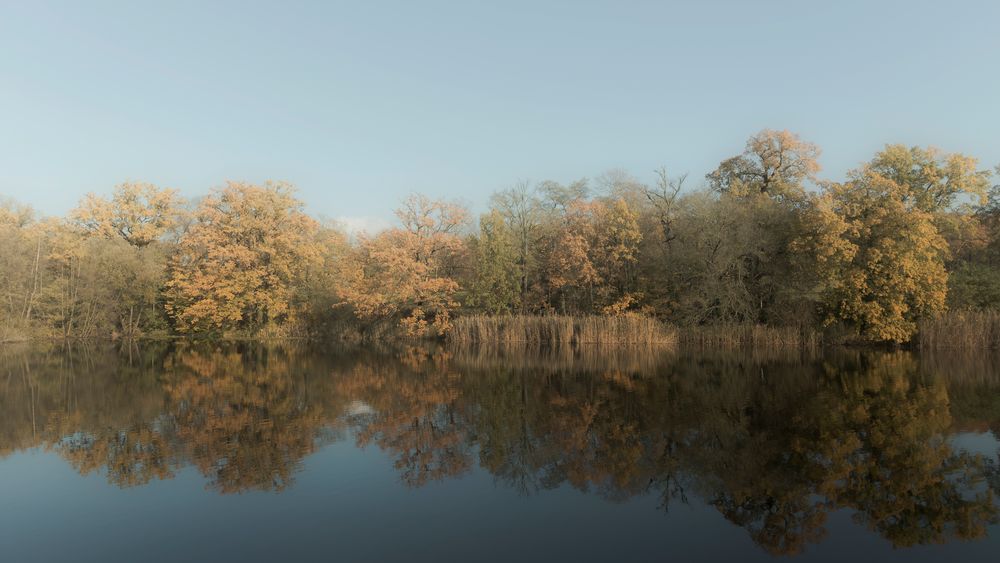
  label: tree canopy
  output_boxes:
[1,130,997,344]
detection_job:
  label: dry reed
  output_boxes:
[678,323,822,352]
[918,310,1000,350]
[449,314,676,347]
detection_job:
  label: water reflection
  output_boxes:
[2,342,999,556]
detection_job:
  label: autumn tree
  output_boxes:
[792,146,991,342]
[33,218,101,337]
[165,181,321,334]
[526,179,643,314]
[593,198,642,313]
[542,199,601,314]
[628,169,686,313]
[867,145,990,213]
[3,133,998,341]
[707,129,820,201]
[340,194,468,336]
[795,171,948,343]
[67,182,183,337]
[71,181,183,247]
[867,145,992,309]
[482,181,646,315]
[537,178,589,212]
[1,207,175,339]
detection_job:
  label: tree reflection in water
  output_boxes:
[1,342,999,555]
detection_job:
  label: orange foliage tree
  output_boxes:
[71,181,183,247]
[340,194,468,336]
[165,181,321,334]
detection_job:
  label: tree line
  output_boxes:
[2,129,998,343]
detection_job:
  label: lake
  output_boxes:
[1,342,999,562]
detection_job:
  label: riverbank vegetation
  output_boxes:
[2,130,999,346]
[919,310,1000,350]
[450,314,675,347]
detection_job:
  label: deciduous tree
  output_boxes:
[867,145,990,213]
[707,129,820,201]
[796,170,948,342]
[467,209,520,314]
[340,194,468,336]
[165,181,321,334]
[72,181,183,247]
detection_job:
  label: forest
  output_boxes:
[1,129,999,346]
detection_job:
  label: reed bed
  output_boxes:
[0,324,29,344]
[449,314,677,347]
[918,310,1000,350]
[678,323,822,351]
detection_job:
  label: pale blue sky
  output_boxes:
[2,0,998,228]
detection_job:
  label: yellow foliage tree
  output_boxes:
[868,145,991,212]
[795,170,948,342]
[707,129,821,201]
[594,198,642,312]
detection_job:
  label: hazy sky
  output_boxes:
[2,0,999,229]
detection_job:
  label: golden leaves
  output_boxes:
[340,194,467,336]
[707,129,821,200]
[797,168,949,343]
[165,181,321,334]
[71,181,183,247]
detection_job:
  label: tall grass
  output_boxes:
[449,314,676,347]
[919,310,1000,350]
[679,324,822,351]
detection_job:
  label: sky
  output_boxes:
[2,0,999,231]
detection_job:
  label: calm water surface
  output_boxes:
[2,342,1000,562]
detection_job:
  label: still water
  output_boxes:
[1,342,999,562]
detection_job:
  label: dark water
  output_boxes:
[2,342,1000,562]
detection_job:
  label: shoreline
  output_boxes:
[5,312,999,351]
